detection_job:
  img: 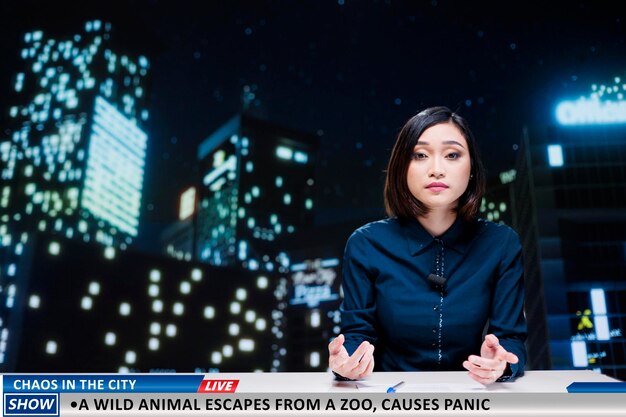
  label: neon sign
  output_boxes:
[556,98,626,125]
[555,77,626,125]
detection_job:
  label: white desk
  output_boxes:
[213,370,619,393]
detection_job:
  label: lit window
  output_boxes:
[125,351,136,364]
[239,339,255,352]
[148,338,159,351]
[180,281,191,294]
[230,302,241,314]
[119,302,131,316]
[179,187,196,220]
[191,268,202,281]
[204,306,215,319]
[88,282,100,295]
[152,300,163,313]
[229,323,240,336]
[165,324,177,337]
[104,332,116,346]
[46,341,57,355]
[255,318,267,331]
[150,270,161,282]
[148,284,159,297]
[223,345,233,357]
[245,311,256,322]
[150,322,161,335]
[48,241,60,255]
[28,295,41,309]
[104,247,115,259]
[571,340,588,367]
[294,151,308,164]
[236,288,247,301]
[81,296,93,310]
[276,146,293,160]
[173,302,184,316]
[547,144,564,167]
[211,351,222,364]
[310,310,320,328]
[257,276,269,289]
[309,352,320,367]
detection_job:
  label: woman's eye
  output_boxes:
[446,152,459,160]
[411,152,427,160]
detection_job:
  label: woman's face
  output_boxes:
[406,122,472,213]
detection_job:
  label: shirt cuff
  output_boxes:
[332,371,356,381]
[496,362,521,382]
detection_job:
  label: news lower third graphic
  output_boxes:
[2,374,626,416]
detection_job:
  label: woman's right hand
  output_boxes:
[328,334,375,380]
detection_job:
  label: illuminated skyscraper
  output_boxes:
[195,114,318,272]
[0,20,150,367]
[514,80,626,380]
[0,20,149,248]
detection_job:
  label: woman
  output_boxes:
[328,106,527,384]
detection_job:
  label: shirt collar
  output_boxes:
[403,216,474,256]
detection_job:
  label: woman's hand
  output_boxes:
[462,334,518,385]
[328,334,375,380]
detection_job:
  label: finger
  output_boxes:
[359,353,375,378]
[504,352,519,364]
[352,345,374,376]
[328,345,349,370]
[484,334,500,349]
[328,334,345,355]
[465,357,506,378]
[467,371,497,386]
[350,340,372,368]
[334,341,369,374]
[467,355,499,370]
[493,346,519,365]
[463,360,497,379]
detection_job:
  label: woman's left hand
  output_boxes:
[462,334,519,385]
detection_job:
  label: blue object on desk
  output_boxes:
[386,381,405,393]
[567,382,626,393]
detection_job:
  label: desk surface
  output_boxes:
[217,370,618,393]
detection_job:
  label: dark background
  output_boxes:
[2,0,625,251]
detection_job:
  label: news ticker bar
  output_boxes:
[3,374,626,394]
[3,393,626,416]
[2,375,626,416]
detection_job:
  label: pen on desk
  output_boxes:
[386,381,405,393]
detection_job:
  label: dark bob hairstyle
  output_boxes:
[384,106,486,222]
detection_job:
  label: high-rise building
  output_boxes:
[194,114,318,272]
[1,20,150,248]
[513,80,626,380]
[0,20,150,368]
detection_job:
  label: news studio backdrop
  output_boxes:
[0,15,625,381]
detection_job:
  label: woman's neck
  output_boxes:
[417,209,458,238]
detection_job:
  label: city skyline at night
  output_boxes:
[0,1,625,378]
[2,1,625,252]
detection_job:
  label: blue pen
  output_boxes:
[386,381,405,393]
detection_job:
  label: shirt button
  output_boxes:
[432,328,436,333]
[433,305,438,310]
[432,343,436,347]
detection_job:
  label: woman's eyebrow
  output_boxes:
[415,140,465,148]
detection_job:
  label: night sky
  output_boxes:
[1,0,625,252]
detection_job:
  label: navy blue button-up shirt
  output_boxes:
[340,217,527,377]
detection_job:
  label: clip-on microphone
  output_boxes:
[427,273,447,290]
